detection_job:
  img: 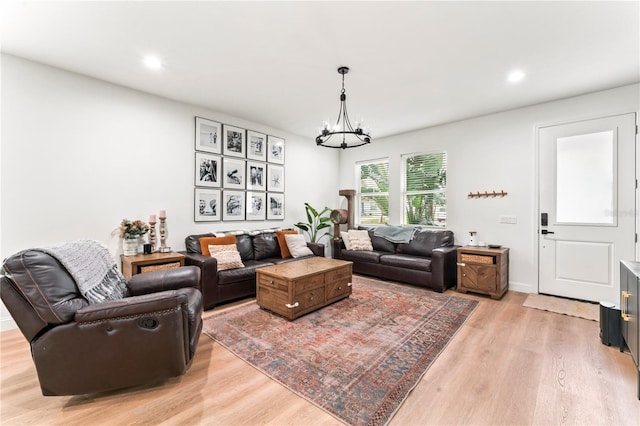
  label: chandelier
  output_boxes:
[316,66,371,149]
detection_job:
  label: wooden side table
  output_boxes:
[456,246,509,299]
[121,252,185,280]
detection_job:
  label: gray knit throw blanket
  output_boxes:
[35,240,128,304]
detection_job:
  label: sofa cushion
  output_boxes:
[357,226,396,253]
[200,235,237,256]
[185,233,215,254]
[208,244,245,271]
[346,230,373,251]
[284,234,314,258]
[340,249,384,264]
[235,234,255,261]
[379,254,432,272]
[276,230,298,258]
[253,232,281,260]
[396,229,454,257]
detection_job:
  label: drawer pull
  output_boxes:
[457,262,466,267]
[285,302,299,309]
[269,280,274,285]
[622,291,631,322]
[347,282,352,287]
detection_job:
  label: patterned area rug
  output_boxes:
[203,276,478,426]
[523,293,599,321]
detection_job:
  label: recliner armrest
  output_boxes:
[127,266,200,296]
[75,289,197,323]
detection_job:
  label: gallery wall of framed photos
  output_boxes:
[194,116,285,222]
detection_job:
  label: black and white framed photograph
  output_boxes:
[247,130,267,161]
[223,158,246,190]
[195,152,221,187]
[267,164,284,192]
[267,135,285,164]
[195,117,221,154]
[194,188,221,222]
[223,190,245,221]
[267,192,285,220]
[246,161,266,191]
[223,124,246,158]
[246,191,266,221]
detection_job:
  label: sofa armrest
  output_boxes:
[307,242,325,257]
[180,251,219,308]
[331,238,344,259]
[127,266,200,296]
[431,245,460,292]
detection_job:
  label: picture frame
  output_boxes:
[246,161,266,191]
[195,152,221,187]
[267,164,285,192]
[247,130,267,161]
[223,158,246,189]
[223,124,246,158]
[194,188,221,222]
[246,191,266,221]
[267,135,285,164]
[195,117,221,154]
[223,190,245,221]
[267,192,285,220]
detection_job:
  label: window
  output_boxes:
[357,159,389,224]
[402,152,447,227]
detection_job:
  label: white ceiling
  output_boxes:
[1,1,638,140]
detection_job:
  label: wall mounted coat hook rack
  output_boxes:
[468,190,508,198]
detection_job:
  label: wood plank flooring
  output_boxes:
[1,286,638,425]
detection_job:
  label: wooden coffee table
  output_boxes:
[256,257,353,320]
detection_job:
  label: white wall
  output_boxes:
[0,54,339,330]
[338,84,639,294]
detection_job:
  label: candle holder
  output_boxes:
[149,220,157,252]
[159,217,167,252]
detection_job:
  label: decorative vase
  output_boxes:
[122,238,138,256]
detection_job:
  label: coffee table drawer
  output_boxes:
[325,266,351,283]
[326,279,351,301]
[258,274,289,292]
[296,287,326,313]
[257,285,290,318]
[293,273,325,292]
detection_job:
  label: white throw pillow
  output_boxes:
[284,234,314,258]
[348,230,373,251]
[341,231,353,250]
[208,244,245,271]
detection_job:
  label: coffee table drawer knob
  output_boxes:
[348,282,352,287]
[285,302,300,309]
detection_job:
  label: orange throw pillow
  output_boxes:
[199,235,237,256]
[276,230,298,258]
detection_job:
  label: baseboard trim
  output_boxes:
[509,281,534,294]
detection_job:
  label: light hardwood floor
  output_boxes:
[1,286,639,425]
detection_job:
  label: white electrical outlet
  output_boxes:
[499,215,517,224]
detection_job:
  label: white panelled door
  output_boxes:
[538,113,636,302]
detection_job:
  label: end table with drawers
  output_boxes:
[120,252,185,280]
[456,246,509,299]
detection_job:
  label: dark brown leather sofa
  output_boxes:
[1,250,203,396]
[181,230,325,309]
[332,226,458,292]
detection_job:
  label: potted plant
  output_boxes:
[113,219,150,256]
[294,203,332,243]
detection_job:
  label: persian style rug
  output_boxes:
[203,276,478,426]
[523,293,599,321]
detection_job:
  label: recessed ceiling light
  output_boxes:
[507,70,525,84]
[143,56,163,70]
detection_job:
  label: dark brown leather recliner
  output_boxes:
[0,249,203,396]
